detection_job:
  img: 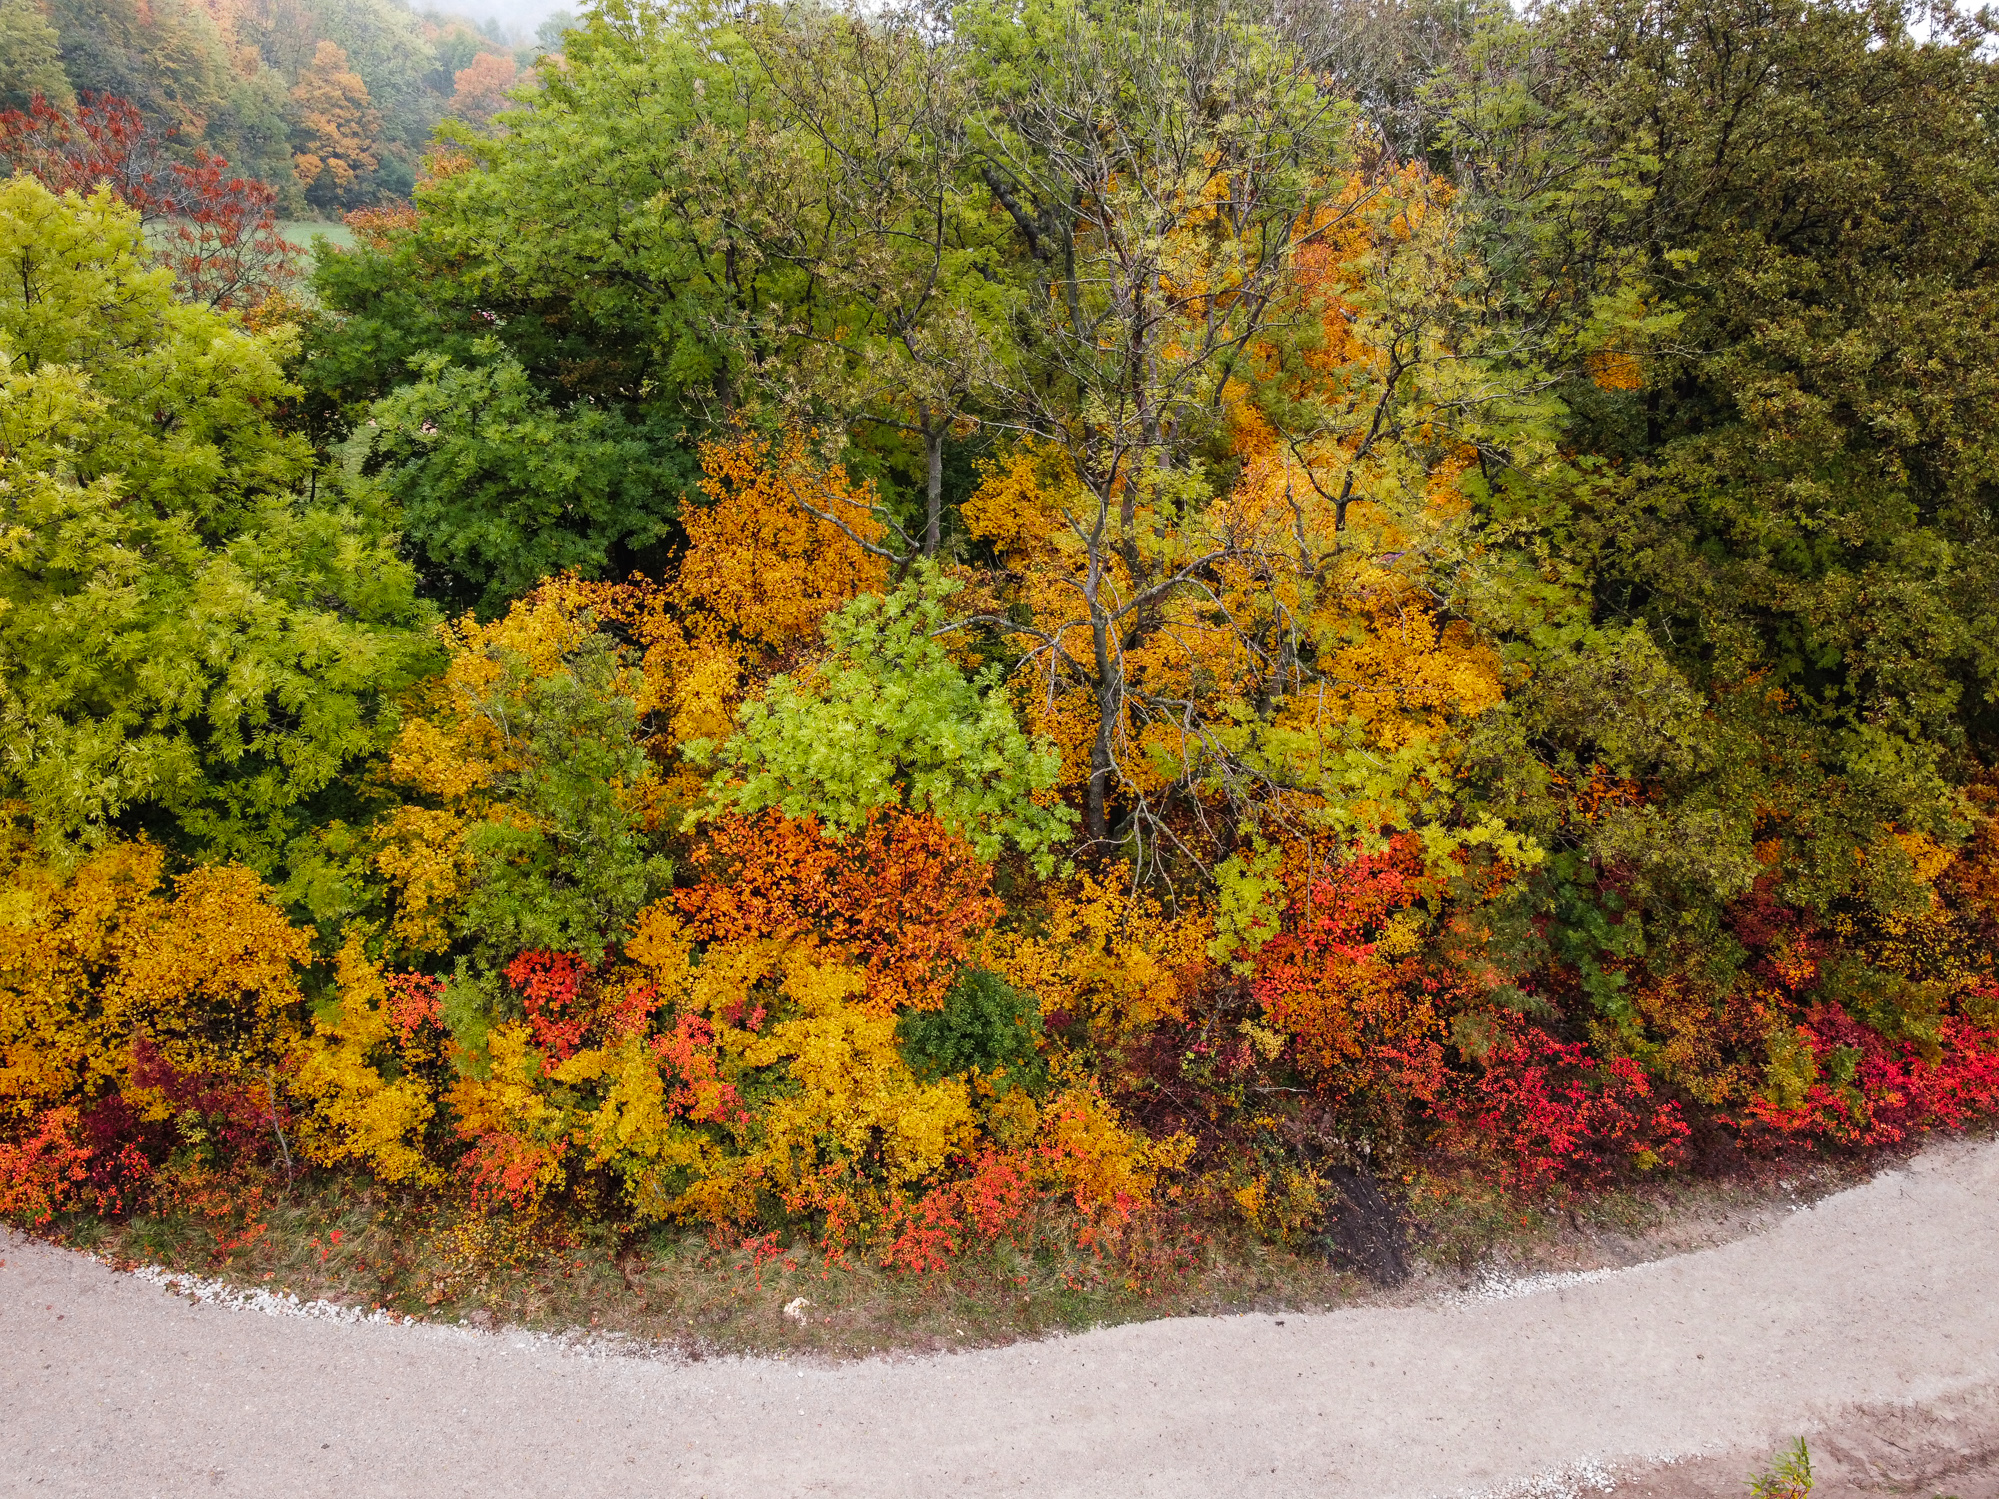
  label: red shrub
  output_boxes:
[1743,1003,1999,1147]
[960,1149,1031,1239]
[1442,1028,1691,1188]
[878,1187,961,1272]
[506,950,591,1060]
[1251,837,1449,1120]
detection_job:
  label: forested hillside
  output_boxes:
[2,0,1996,1311]
[0,0,571,208]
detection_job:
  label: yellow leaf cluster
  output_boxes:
[0,839,312,1125]
[289,936,442,1186]
[986,867,1211,1039]
[1036,1084,1193,1228]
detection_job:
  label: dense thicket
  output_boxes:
[3,0,1997,1269]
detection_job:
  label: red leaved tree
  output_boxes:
[0,93,299,311]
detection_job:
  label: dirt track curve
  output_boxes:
[5,1135,1998,1499]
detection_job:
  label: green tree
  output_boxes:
[1453,0,1999,914]
[697,568,1073,873]
[0,170,310,540]
[359,346,695,613]
[455,631,673,965]
[0,179,437,868]
[0,0,74,112]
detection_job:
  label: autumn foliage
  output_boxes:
[7,0,1999,1288]
[0,93,299,308]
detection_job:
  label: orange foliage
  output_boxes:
[290,41,380,194]
[676,428,888,656]
[679,809,1001,1012]
[1250,838,1449,1116]
[450,52,518,128]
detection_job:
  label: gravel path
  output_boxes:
[6,1135,1998,1499]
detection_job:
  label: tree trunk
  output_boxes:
[923,409,944,557]
[1086,564,1117,845]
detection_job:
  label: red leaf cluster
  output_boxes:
[1743,1003,1999,1147]
[1443,1029,1692,1188]
[0,92,299,309]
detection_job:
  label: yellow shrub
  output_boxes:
[290,937,444,1186]
[1036,1083,1192,1229]
[0,841,312,1126]
[988,866,1211,1038]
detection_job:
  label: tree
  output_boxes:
[1447,0,1999,915]
[290,39,380,207]
[360,346,695,612]
[0,179,436,867]
[448,49,515,128]
[0,0,73,112]
[695,3,1009,555]
[697,567,1074,872]
[0,93,301,308]
[954,0,1359,852]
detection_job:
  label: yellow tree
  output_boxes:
[290,40,380,205]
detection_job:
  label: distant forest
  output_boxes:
[0,0,572,208]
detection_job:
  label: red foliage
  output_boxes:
[878,1187,962,1272]
[1742,1004,1999,1147]
[0,92,299,309]
[959,1149,1030,1239]
[505,951,667,1061]
[1442,1028,1691,1188]
[0,1107,98,1226]
[679,809,1002,1011]
[152,153,301,311]
[128,1037,288,1163]
[459,1131,565,1212]
[649,1013,745,1125]
[1251,837,1449,1114]
[382,972,445,1041]
[0,93,173,210]
[506,950,590,1061]
[0,1096,160,1226]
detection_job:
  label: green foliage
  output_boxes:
[1449,0,1996,928]
[0,0,74,112]
[0,179,436,867]
[360,346,694,612]
[696,568,1074,874]
[0,177,310,541]
[898,967,1046,1092]
[456,632,672,964]
[1748,1437,1813,1499]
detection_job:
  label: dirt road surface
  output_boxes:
[6,1136,1997,1499]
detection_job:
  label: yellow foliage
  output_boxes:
[386,714,491,803]
[1587,349,1645,391]
[730,946,978,1206]
[1036,1084,1191,1227]
[986,866,1211,1038]
[960,444,1073,565]
[1895,829,1956,888]
[623,900,695,1000]
[0,839,312,1125]
[370,806,473,956]
[290,937,443,1186]
[677,428,889,655]
[1230,1164,1324,1245]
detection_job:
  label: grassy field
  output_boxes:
[280,219,356,254]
